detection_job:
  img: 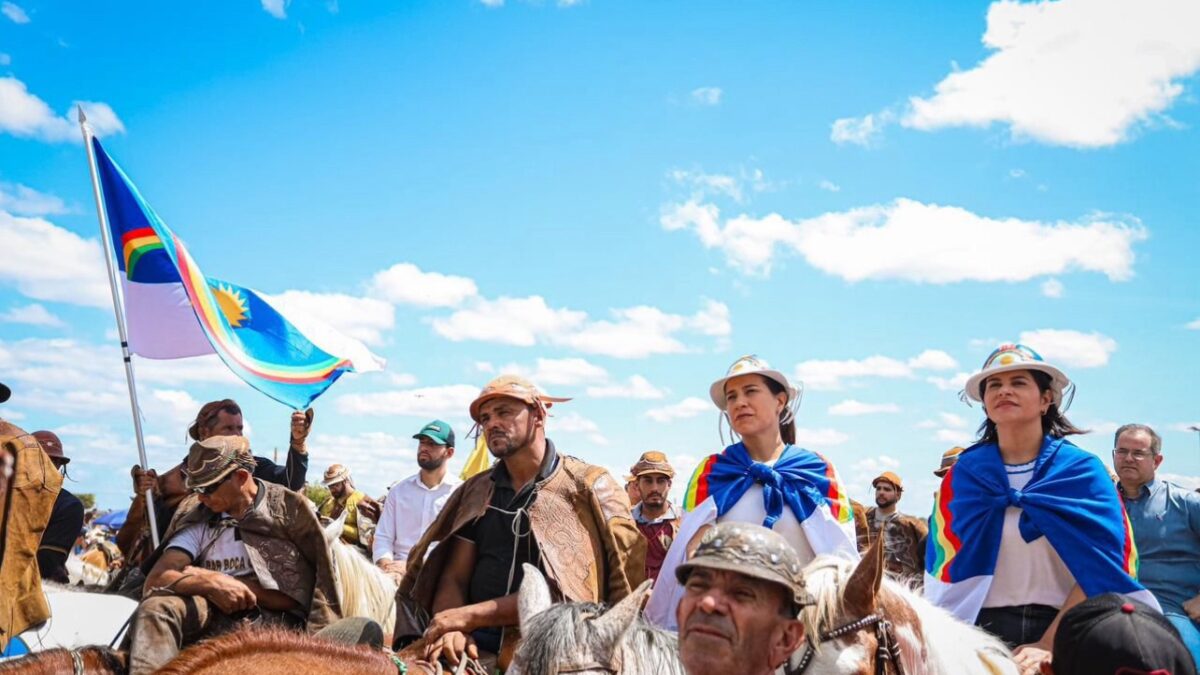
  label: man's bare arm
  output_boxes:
[144,548,257,614]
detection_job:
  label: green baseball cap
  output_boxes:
[413,420,455,447]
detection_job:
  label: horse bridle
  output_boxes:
[791,613,904,675]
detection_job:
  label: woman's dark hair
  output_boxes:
[760,376,796,445]
[188,399,242,441]
[975,370,1086,445]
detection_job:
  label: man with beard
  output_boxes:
[318,464,378,550]
[860,471,927,584]
[395,375,645,670]
[676,521,809,675]
[629,451,680,581]
[373,420,461,581]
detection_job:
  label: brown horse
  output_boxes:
[155,626,443,675]
[0,646,126,675]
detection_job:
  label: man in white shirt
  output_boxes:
[373,420,461,581]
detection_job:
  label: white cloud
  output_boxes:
[907,349,958,371]
[902,0,1200,148]
[498,357,608,387]
[690,87,722,106]
[0,77,124,143]
[0,183,68,216]
[830,112,891,147]
[388,372,418,387]
[305,431,426,498]
[935,428,972,444]
[668,169,744,202]
[1018,329,1117,368]
[1041,278,1064,298]
[1158,473,1200,491]
[1,2,29,23]
[479,0,504,6]
[0,303,64,327]
[662,197,1146,282]
[1009,169,1026,179]
[432,295,587,347]
[645,397,711,423]
[818,180,841,193]
[136,354,246,387]
[369,262,479,308]
[1186,318,1200,330]
[550,412,608,445]
[1170,423,1200,433]
[266,290,395,346]
[433,296,728,359]
[927,371,970,391]
[334,384,479,418]
[260,0,287,19]
[828,400,900,416]
[586,375,666,400]
[795,348,953,391]
[795,428,850,447]
[0,211,110,307]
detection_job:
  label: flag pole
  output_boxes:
[78,108,161,548]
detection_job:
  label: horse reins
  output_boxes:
[791,613,904,675]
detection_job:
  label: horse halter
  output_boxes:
[791,613,905,675]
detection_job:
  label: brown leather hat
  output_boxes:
[33,430,67,464]
[934,447,965,477]
[0,381,10,404]
[468,375,571,423]
[631,451,674,478]
[872,471,902,490]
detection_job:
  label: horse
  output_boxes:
[508,564,685,675]
[796,541,1018,675]
[156,626,438,675]
[69,531,122,588]
[0,645,126,674]
[321,512,399,642]
[3,581,135,657]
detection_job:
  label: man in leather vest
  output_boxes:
[396,375,646,670]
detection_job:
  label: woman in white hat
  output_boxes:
[925,343,1159,675]
[644,355,860,629]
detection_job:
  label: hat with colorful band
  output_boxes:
[708,355,797,410]
[963,343,1071,406]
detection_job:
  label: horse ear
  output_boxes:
[843,534,884,616]
[518,563,553,635]
[593,578,652,639]
[322,511,346,545]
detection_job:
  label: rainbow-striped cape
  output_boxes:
[925,436,1157,622]
[94,138,383,409]
[645,443,859,629]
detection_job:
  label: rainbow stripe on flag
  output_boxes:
[682,454,719,512]
[93,137,383,409]
[928,473,962,582]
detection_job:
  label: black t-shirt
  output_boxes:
[458,440,559,654]
[39,488,84,582]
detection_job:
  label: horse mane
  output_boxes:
[155,626,393,674]
[327,537,397,635]
[0,646,126,674]
[515,601,683,675]
[801,555,1013,675]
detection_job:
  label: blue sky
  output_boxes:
[1,0,1198,515]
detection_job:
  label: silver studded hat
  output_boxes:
[676,521,813,615]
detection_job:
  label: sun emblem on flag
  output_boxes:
[211,283,251,328]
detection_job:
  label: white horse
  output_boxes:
[321,512,398,641]
[797,543,1018,675]
[2,582,136,658]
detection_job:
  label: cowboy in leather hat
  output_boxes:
[30,430,84,584]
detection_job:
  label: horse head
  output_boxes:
[511,564,679,675]
[321,510,348,547]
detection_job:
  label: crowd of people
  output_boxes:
[0,341,1197,675]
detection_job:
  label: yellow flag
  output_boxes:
[460,434,492,480]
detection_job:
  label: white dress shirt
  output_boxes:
[372,471,461,564]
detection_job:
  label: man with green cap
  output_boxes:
[676,521,810,675]
[373,420,461,581]
[127,435,341,675]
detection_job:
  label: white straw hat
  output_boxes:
[963,343,1071,406]
[709,355,798,409]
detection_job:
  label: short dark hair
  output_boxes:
[760,376,796,445]
[1114,423,1162,455]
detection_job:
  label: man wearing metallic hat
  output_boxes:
[859,471,927,585]
[32,430,85,583]
[676,521,809,675]
[127,436,341,675]
[397,374,646,670]
[318,463,377,549]
[630,451,680,581]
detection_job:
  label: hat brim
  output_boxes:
[185,463,238,491]
[933,467,950,477]
[633,467,675,479]
[709,368,797,410]
[0,382,9,404]
[412,433,449,445]
[963,362,1070,405]
[676,558,803,613]
[469,392,531,423]
[322,474,349,487]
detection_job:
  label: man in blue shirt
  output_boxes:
[1114,422,1200,664]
